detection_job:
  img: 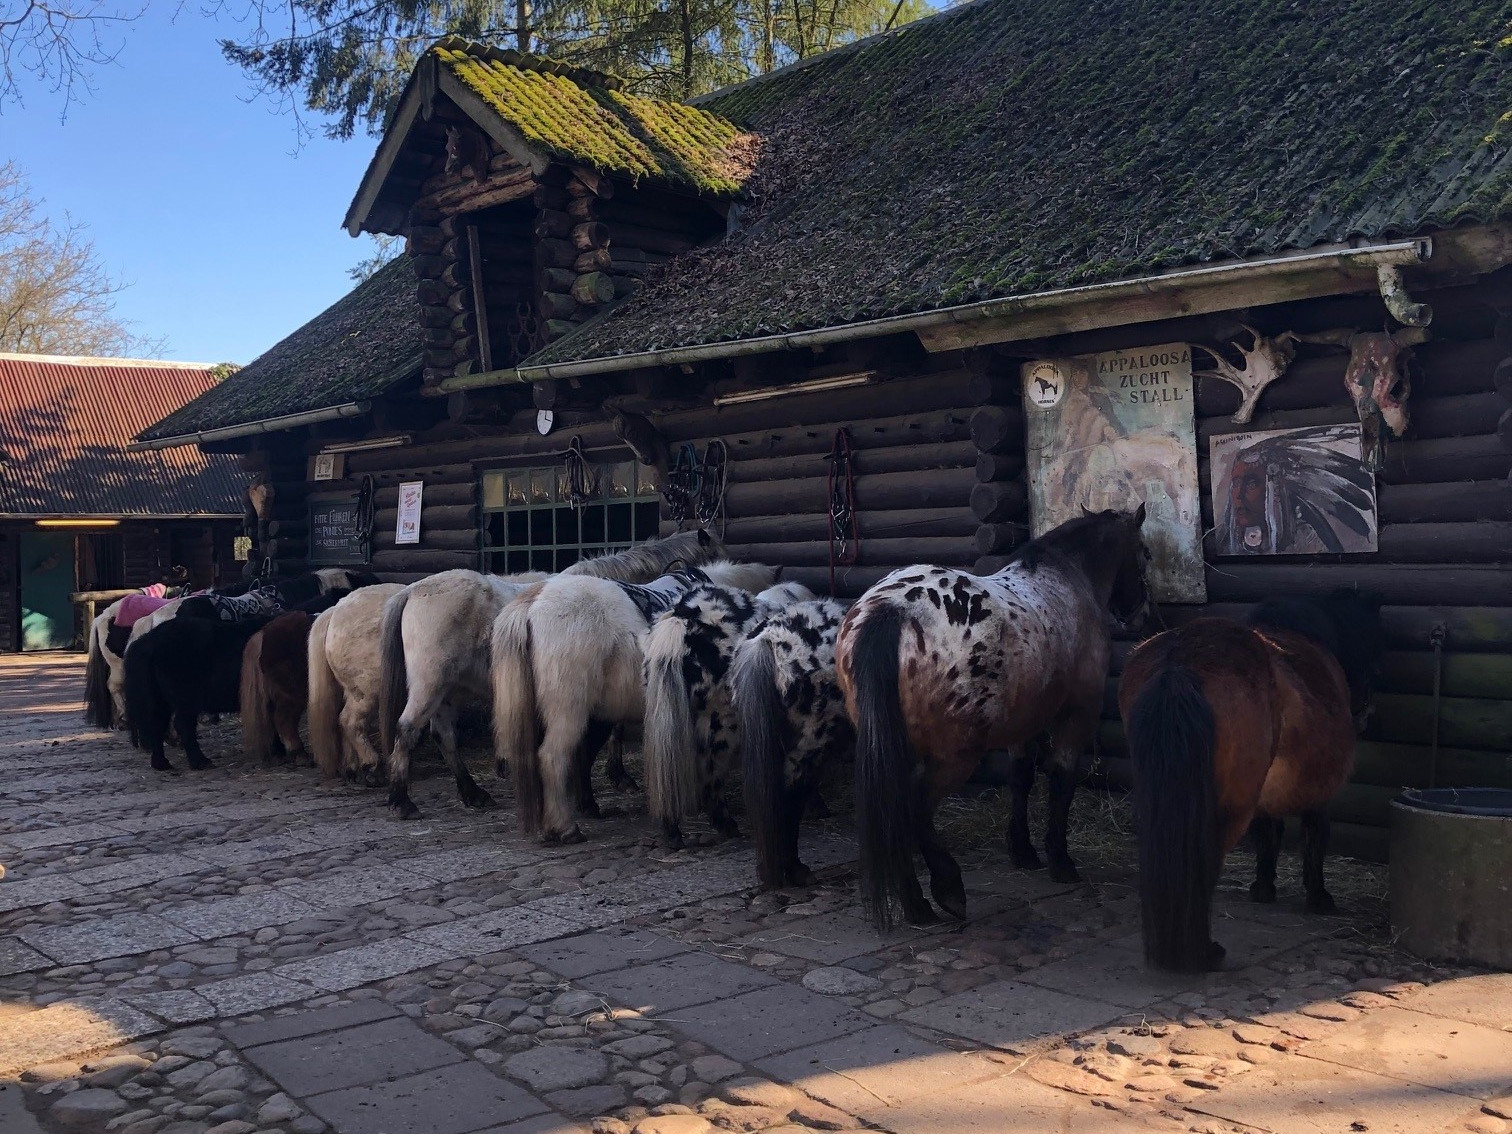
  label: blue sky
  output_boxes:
[5,2,381,363]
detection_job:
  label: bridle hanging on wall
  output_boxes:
[663,442,700,529]
[562,435,600,509]
[356,474,376,564]
[694,439,728,537]
[827,427,860,597]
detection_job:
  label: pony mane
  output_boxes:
[562,530,726,582]
[1008,510,1122,571]
[701,560,779,592]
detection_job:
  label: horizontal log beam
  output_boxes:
[727,440,976,482]
[720,507,977,544]
[1203,563,1512,607]
[1377,480,1512,523]
[723,536,974,568]
[370,548,479,572]
[703,408,974,460]
[374,504,477,530]
[373,529,479,552]
[726,466,976,517]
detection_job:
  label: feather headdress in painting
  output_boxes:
[1217,424,1375,555]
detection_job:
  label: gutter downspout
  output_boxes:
[441,238,1432,392]
[127,401,372,452]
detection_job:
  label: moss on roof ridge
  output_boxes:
[434,41,753,195]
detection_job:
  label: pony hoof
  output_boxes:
[188,759,215,771]
[389,799,421,820]
[494,761,510,781]
[1207,941,1227,970]
[902,903,938,926]
[787,863,814,887]
[580,801,604,820]
[610,773,640,792]
[1010,847,1044,871]
[151,759,177,773]
[558,826,586,845]
[1048,862,1081,884]
[461,789,496,810]
[936,894,969,921]
[1305,892,1337,915]
[1249,880,1278,904]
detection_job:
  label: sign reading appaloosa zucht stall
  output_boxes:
[1023,343,1206,602]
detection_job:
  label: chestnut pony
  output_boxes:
[1118,590,1382,972]
[838,507,1149,929]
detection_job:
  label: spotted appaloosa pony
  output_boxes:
[642,580,814,847]
[838,508,1149,929]
[732,596,854,889]
[1119,590,1381,972]
[492,560,779,844]
[307,583,406,781]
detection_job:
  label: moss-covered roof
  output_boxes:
[435,39,753,195]
[137,258,422,441]
[525,0,1512,367]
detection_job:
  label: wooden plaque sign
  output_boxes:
[1023,344,1205,602]
[308,492,367,565]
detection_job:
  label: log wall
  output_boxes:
[0,532,16,652]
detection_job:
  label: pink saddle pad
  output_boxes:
[115,593,170,628]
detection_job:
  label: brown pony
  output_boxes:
[240,610,318,765]
[837,508,1149,929]
[1118,590,1382,972]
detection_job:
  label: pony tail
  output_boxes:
[239,630,275,763]
[377,589,410,759]
[123,639,159,753]
[491,588,543,834]
[732,632,785,888]
[643,613,700,838]
[83,614,114,728]
[307,609,344,777]
[850,604,915,932]
[1127,662,1220,972]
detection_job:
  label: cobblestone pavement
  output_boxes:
[2,653,1510,1134]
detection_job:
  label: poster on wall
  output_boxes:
[1209,423,1377,555]
[1023,344,1205,602]
[395,481,424,546]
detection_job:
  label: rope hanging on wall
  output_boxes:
[664,442,699,529]
[562,436,599,509]
[694,439,728,536]
[827,427,860,597]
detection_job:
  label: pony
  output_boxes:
[642,580,814,847]
[837,507,1149,929]
[125,613,275,771]
[238,588,362,765]
[1118,590,1382,972]
[492,559,779,844]
[378,530,728,820]
[307,583,407,781]
[179,568,381,622]
[84,598,129,728]
[732,596,854,888]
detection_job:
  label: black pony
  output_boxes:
[177,568,381,622]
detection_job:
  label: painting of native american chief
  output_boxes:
[1210,423,1377,555]
[1023,344,1205,602]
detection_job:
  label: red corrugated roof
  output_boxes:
[0,354,247,517]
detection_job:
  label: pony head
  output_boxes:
[701,560,779,592]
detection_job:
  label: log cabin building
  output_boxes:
[0,355,245,651]
[136,0,1512,856]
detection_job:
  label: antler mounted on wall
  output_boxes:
[1298,326,1430,470]
[1192,325,1299,424]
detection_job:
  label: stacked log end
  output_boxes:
[411,207,478,391]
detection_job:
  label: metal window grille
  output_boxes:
[480,460,661,574]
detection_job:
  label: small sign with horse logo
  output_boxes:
[1023,344,1205,602]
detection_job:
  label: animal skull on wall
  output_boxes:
[1191,325,1299,424]
[1298,326,1430,470]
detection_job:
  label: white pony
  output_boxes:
[492,559,779,844]
[83,598,129,728]
[307,583,406,781]
[378,530,730,820]
[642,580,814,848]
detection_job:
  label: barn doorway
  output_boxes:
[19,531,76,651]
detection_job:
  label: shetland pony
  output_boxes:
[1118,590,1381,972]
[492,560,779,844]
[307,583,406,781]
[642,580,814,847]
[83,598,129,728]
[732,597,854,888]
[125,613,275,771]
[379,531,728,820]
[838,508,1149,929]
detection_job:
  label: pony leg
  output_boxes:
[574,719,615,820]
[1300,810,1335,914]
[341,700,386,785]
[605,725,638,790]
[1044,759,1081,884]
[781,779,813,886]
[1248,815,1283,904]
[1006,750,1042,870]
[273,698,306,765]
[387,721,424,819]
[178,710,213,771]
[540,713,592,844]
[916,809,966,920]
[150,736,175,773]
[435,706,494,810]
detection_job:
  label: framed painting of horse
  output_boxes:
[1209,423,1377,556]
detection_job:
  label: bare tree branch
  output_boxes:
[0,0,144,114]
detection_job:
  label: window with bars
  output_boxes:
[480,461,661,575]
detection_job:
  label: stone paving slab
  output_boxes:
[1015,940,1207,1009]
[193,832,326,867]
[123,988,219,1025]
[1394,972,1512,1032]
[475,1113,588,1134]
[64,851,208,887]
[244,1015,465,1096]
[194,972,321,1015]
[1300,1004,1512,1100]
[396,845,540,883]
[223,998,400,1048]
[406,906,581,956]
[756,1024,1011,1113]
[853,1068,1140,1134]
[1188,1056,1488,1134]
[741,912,926,964]
[306,1059,547,1134]
[18,910,199,964]
[519,928,688,978]
[0,937,53,977]
[898,979,1124,1052]
[282,862,437,909]
[0,998,160,1076]
[0,820,129,851]
[583,950,777,1014]
[670,983,873,1061]
[0,875,88,913]
[276,937,455,992]
[160,888,324,938]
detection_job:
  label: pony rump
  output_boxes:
[239,629,275,763]
[377,588,411,759]
[1127,661,1221,972]
[491,583,545,833]
[84,612,115,727]
[849,604,917,931]
[307,607,344,777]
[732,632,787,888]
[700,560,779,593]
[562,529,725,581]
[643,612,701,832]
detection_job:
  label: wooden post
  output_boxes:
[466,223,493,373]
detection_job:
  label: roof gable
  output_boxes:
[523,0,1512,367]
